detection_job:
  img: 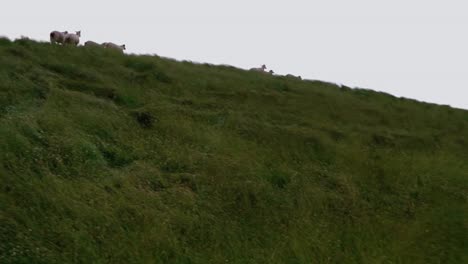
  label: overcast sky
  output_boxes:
[2,0,468,109]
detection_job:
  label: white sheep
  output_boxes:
[84,41,101,47]
[286,74,302,80]
[102,42,126,53]
[250,64,267,72]
[50,31,68,44]
[64,31,81,46]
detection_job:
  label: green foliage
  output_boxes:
[0,39,467,263]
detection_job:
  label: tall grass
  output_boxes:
[0,39,467,263]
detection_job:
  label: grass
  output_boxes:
[0,38,467,263]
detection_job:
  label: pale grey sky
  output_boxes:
[2,0,468,109]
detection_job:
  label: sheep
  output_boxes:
[84,40,101,47]
[286,74,302,80]
[102,42,126,53]
[250,64,267,72]
[50,31,68,44]
[266,70,274,75]
[64,31,81,46]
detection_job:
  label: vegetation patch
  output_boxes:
[0,40,466,264]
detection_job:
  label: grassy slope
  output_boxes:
[0,38,467,264]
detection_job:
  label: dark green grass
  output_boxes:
[0,38,467,263]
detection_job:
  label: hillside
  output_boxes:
[0,38,467,264]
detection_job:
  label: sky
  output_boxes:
[2,0,468,109]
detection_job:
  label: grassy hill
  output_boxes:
[0,38,467,264]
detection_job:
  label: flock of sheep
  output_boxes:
[49,30,302,79]
[49,30,126,52]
